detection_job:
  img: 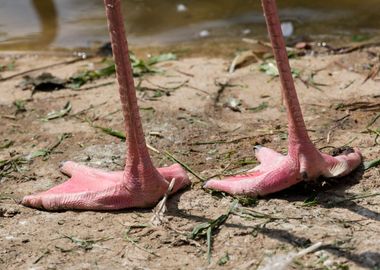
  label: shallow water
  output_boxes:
[0,0,379,51]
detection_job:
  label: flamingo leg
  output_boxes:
[22,0,190,211]
[204,0,361,196]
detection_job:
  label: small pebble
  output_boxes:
[242,29,251,35]
[281,22,294,37]
[323,259,334,267]
[199,30,210,38]
[176,4,187,12]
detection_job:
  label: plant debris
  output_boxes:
[0,207,20,218]
[93,125,126,140]
[42,101,72,121]
[259,62,301,79]
[247,102,268,113]
[60,234,112,251]
[0,140,14,150]
[150,178,176,226]
[189,200,238,263]
[363,157,380,170]
[362,62,380,84]
[164,151,205,182]
[0,155,29,179]
[130,52,176,77]
[217,253,230,266]
[224,97,242,112]
[13,100,27,114]
[259,62,279,77]
[27,133,72,161]
[334,100,380,112]
[18,53,177,91]
[0,60,15,73]
[67,63,116,89]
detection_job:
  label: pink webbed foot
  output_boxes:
[204,146,362,197]
[22,161,190,211]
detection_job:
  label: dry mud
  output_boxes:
[0,47,380,270]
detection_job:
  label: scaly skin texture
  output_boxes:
[204,0,362,196]
[21,0,190,211]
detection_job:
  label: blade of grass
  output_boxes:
[206,226,212,263]
[91,124,159,153]
[87,121,200,178]
[61,234,112,251]
[246,102,268,113]
[28,133,71,161]
[364,157,380,170]
[367,113,380,128]
[164,151,205,182]
[146,53,176,65]
[0,140,14,150]
[189,200,238,263]
[43,101,72,121]
[302,197,319,207]
[94,125,126,140]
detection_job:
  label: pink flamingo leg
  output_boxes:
[22,0,190,211]
[204,0,362,196]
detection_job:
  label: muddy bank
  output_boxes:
[0,45,380,269]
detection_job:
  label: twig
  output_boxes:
[174,68,195,77]
[0,57,88,82]
[367,113,380,127]
[70,101,107,117]
[145,78,189,91]
[185,84,210,95]
[213,78,232,107]
[33,250,50,264]
[71,81,115,91]
[188,135,255,146]
[150,178,175,226]
[325,41,380,55]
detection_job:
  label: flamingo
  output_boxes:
[21,0,190,210]
[204,0,362,196]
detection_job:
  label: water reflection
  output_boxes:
[0,0,379,51]
[0,0,58,50]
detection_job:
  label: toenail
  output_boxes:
[254,145,262,151]
[301,171,308,181]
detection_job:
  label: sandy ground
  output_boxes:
[0,45,380,270]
